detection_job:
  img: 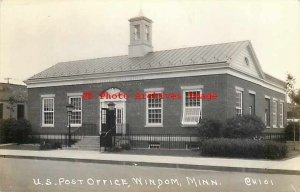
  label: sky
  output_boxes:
[0,0,300,89]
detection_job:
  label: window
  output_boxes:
[244,57,249,66]
[0,103,3,119]
[235,90,243,116]
[279,102,284,128]
[17,104,25,119]
[273,99,278,128]
[146,92,163,125]
[145,25,150,41]
[42,98,54,126]
[265,98,271,127]
[249,93,255,115]
[134,25,140,40]
[182,90,202,124]
[101,109,106,124]
[69,96,82,126]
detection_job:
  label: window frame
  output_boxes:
[133,24,140,40]
[68,96,82,127]
[279,102,284,128]
[265,96,271,128]
[235,89,243,116]
[145,91,163,127]
[272,98,278,128]
[145,25,150,41]
[181,88,203,125]
[41,97,54,127]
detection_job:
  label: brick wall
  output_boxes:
[27,74,285,135]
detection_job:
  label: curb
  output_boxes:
[1,154,300,175]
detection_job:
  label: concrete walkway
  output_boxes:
[0,149,300,175]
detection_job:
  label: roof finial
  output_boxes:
[138,9,144,17]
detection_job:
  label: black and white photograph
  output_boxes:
[0,0,300,191]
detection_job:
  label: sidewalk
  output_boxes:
[0,149,300,175]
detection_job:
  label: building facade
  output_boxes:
[0,83,28,120]
[25,14,286,136]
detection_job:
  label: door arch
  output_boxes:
[99,88,126,135]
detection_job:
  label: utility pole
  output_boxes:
[4,77,11,84]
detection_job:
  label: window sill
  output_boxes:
[266,126,271,129]
[42,125,54,128]
[144,124,163,128]
[69,124,82,127]
[181,124,198,128]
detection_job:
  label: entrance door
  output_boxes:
[100,101,126,135]
[100,108,116,148]
[17,104,25,119]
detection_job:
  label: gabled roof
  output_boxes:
[27,40,249,81]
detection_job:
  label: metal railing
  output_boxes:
[112,134,203,149]
[28,123,98,147]
[261,132,286,142]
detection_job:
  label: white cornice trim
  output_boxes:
[181,85,204,90]
[67,92,83,96]
[235,86,244,92]
[40,94,55,98]
[26,65,286,94]
[144,88,164,92]
[248,90,256,95]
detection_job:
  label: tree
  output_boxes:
[6,97,16,118]
[286,73,299,149]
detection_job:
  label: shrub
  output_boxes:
[197,119,223,138]
[15,119,32,144]
[284,122,300,141]
[40,141,62,150]
[121,143,131,150]
[0,118,32,144]
[223,115,265,139]
[201,138,287,159]
[0,118,18,143]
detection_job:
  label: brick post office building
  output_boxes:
[25,14,286,140]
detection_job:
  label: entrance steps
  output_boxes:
[68,136,100,151]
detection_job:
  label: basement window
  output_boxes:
[149,143,160,149]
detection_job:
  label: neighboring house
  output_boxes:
[25,13,286,137]
[0,83,28,120]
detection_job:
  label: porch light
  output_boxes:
[108,102,116,111]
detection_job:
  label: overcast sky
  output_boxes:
[0,0,299,88]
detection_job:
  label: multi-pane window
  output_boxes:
[182,90,202,124]
[265,98,271,127]
[0,103,3,119]
[273,99,278,128]
[101,109,106,124]
[134,25,140,40]
[117,108,123,124]
[146,92,163,125]
[279,102,284,128]
[42,98,54,126]
[235,90,243,116]
[145,25,150,41]
[69,96,82,126]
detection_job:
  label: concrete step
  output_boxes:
[70,136,100,150]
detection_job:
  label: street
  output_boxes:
[0,158,299,192]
